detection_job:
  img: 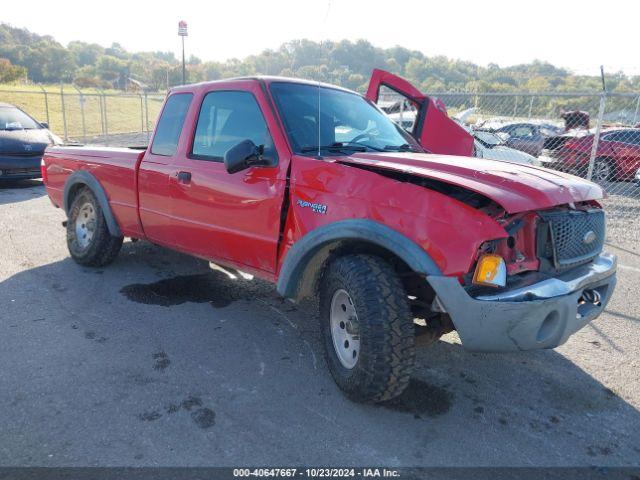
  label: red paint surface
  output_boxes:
[43,75,606,283]
[365,69,474,157]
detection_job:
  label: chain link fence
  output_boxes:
[380,88,640,248]
[3,84,638,248]
[0,85,166,146]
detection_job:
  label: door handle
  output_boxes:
[176,171,191,184]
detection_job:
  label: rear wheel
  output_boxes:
[592,158,613,182]
[67,187,123,267]
[319,254,415,403]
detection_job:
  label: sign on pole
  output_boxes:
[178,20,188,36]
[178,21,188,84]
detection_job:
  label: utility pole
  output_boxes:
[178,20,188,84]
[586,66,607,182]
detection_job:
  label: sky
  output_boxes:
[3,0,638,75]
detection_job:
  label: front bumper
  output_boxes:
[0,154,43,180]
[427,252,617,352]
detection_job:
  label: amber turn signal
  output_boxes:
[473,254,507,288]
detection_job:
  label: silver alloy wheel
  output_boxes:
[75,202,97,249]
[593,160,611,182]
[330,289,360,369]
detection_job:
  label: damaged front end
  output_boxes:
[428,201,616,352]
[465,201,607,293]
[301,151,616,351]
[343,157,616,352]
[427,251,616,351]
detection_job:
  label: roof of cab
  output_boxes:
[169,76,358,95]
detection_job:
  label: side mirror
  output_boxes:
[40,121,49,129]
[224,139,267,174]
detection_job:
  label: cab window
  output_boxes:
[191,91,276,162]
[150,93,193,156]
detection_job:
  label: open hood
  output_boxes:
[366,69,474,157]
[335,152,604,214]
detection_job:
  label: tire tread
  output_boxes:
[320,254,415,402]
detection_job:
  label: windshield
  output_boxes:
[269,82,421,155]
[0,106,42,131]
[474,130,504,148]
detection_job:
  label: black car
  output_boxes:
[0,102,62,181]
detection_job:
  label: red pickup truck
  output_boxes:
[42,71,617,403]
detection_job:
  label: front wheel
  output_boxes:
[67,187,123,267]
[319,254,415,403]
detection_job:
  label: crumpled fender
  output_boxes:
[276,155,509,293]
[277,219,442,300]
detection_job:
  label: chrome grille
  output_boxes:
[538,209,605,270]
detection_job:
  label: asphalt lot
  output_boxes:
[0,179,639,467]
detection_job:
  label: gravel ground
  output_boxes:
[0,180,639,467]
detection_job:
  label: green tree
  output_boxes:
[0,58,26,82]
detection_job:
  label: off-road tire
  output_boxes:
[319,254,415,403]
[66,187,123,267]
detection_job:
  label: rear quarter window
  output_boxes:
[151,93,193,156]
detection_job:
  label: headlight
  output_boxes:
[473,254,507,288]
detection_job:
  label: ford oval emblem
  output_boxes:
[583,231,597,245]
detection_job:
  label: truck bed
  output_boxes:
[43,146,146,237]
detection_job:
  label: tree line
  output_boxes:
[1,23,638,95]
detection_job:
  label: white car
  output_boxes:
[388,110,540,166]
[473,130,541,166]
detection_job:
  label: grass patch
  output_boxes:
[0,83,165,140]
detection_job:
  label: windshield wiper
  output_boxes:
[301,142,383,153]
[337,141,385,152]
[383,143,419,152]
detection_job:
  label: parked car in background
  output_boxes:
[492,122,564,157]
[387,109,417,132]
[542,128,640,182]
[389,110,540,166]
[473,130,541,166]
[0,102,62,181]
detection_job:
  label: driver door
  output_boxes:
[365,69,473,156]
[168,80,290,277]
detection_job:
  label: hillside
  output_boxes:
[1,23,638,94]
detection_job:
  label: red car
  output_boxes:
[546,128,640,181]
[42,72,617,403]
